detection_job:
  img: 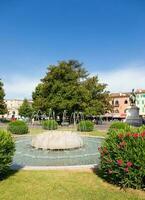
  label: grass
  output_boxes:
[0,170,145,200]
[28,126,107,137]
[29,126,45,135]
[80,130,107,137]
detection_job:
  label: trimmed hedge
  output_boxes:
[42,120,58,130]
[99,129,145,189]
[7,120,28,135]
[77,120,94,132]
[0,130,15,178]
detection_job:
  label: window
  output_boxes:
[142,100,144,105]
[124,100,128,104]
[115,100,119,106]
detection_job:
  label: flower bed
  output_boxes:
[99,130,145,189]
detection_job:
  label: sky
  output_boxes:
[0,0,145,99]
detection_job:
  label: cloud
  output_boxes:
[2,62,145,99]
[96,64,145,93]
[3,75,40,99]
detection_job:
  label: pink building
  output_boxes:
[110,93,130,119]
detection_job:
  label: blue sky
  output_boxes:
[0,0,145,99]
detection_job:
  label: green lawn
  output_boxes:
[0,170,144,200]
[29,126,107,137]
[80,130,107,137]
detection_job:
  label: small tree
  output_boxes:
[0,79,7,115]
[18,99,33,118]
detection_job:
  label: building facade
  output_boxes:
[136,89,145,117]
[110,92,130,119]
[4,99,32,119]
[110,90,145,119]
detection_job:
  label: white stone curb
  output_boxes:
[11,164,98,171]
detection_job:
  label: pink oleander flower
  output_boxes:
[126,133,131,137]
[124,167,129,173]
[141,132,145,137]
[126,161,133,167]
[133,133,139,138]
[117,159,123,166]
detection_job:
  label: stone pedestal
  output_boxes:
[124,106,143,127]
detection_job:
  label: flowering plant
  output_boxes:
[99,128,145,189]
[108,121,131,133]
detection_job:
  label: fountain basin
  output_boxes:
[12,136,103,168]
[31,131,83,150]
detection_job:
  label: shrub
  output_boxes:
[0,130,15,178]
[7,120,28,134]
[99,129,145,189]
[42,120,58,130]
[108,121,131,133]
[77,120,94,132]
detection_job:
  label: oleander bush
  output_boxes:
[77,120,94,132]
[42,120,58,130]
[0,130,15,178]
[108,121,131,133]
[99,129,145,189]
[7,120,28,134]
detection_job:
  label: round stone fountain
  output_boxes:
[31,131,84,150]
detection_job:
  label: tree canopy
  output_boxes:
[32,60,111,116]
[18,99,33,118]
[0,79,7,115]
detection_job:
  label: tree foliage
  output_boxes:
[32,60,111,116]
[0,79,7,115]
[18,99,33,118]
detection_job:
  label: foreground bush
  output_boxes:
[42,120,58,130]
[0,130,15,178]
[99,130,145,189]
[77,120,94,132]
[8,120,28,134]
[108,121,131,133]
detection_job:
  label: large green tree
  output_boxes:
[0,79,7,115]
[32,60,111,116]
[18,99,33,118]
